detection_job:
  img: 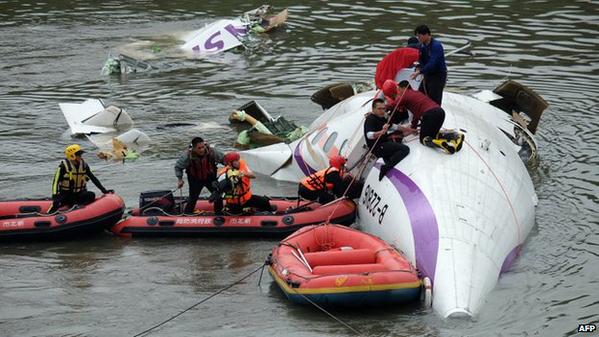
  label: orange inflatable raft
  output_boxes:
[0,194,125,241]
[112,195,356,238]
[268,224,422,306]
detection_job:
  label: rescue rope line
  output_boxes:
[290,289,364,336]
[313,89,410,249]
[132,263,264,337]
[464,140,523,243]
[268,251,362,336]
[323,88,410,226]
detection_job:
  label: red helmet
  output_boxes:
[382,79,398,98]
[329,155,347,170]
[224,152,240,164]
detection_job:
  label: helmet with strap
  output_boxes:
[65,144,84,161]
[224,152,240,165]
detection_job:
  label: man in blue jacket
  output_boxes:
[410,25,447,105]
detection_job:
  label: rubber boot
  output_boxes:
[453,132,465,152]
[431,138,456,154]
[438,130,465,152]
[422,136,454,154]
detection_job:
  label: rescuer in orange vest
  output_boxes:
[298,155,348,204]
[215,152,274,214]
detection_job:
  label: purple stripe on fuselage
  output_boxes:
[294,141,317,176]
[375,162,439,282]
[500,244,522,273]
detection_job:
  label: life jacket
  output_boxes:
[186,148,217,180]
[58,159,88,193]
[220,160,252,205]
[300,167,340,191]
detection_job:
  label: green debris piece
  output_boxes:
[237,130,251,145]
[285,127,308,142]
[101,57,121,75]
[125,150,140,161]
[251,25,266,34]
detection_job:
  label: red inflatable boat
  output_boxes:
[0,194,125,241]
[269,224,422,307]
[112,196,356,238]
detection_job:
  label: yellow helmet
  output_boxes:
[65,144,84,160]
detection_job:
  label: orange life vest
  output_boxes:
[300,167,340,191]
[220,160,252,205]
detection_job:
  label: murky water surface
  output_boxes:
[1,1,598,336]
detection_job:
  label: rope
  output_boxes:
[273,250,362,335]
[310,89,411,250]
[290,289,364,336]
[132,263,264,337]
[323,88,410,226]
[464,140,523,243]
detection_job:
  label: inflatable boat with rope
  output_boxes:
[268,224,423,307]
[0,194,125,241]
[111,191,356,238]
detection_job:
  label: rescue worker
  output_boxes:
[298,155,348,204]
[385,80,464,154]
[174,137,224,214]
[48,144,113,213]
[217,152,274,214]
[364,98,415,181]
[374,37,421,89]
[410,24,448,105]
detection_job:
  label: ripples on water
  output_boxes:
[1,1,598,336]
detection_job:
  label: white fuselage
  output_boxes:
[241,89,538,317]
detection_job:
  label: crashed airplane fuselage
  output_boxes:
[241,81,546,318]
[180,6,288,55]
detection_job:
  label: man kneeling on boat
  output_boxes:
[48,144,114,213]
[212,152,275,215]
[298,155,348,204]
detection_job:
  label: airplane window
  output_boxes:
[311,128,328,145]
[339,139,348,155]
[323,132,338,152]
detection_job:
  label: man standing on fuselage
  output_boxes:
[410,25,447,105]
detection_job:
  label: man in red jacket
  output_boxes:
[383,79,463,154]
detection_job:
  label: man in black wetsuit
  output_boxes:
[363,98,416,181]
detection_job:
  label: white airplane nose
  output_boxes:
[445,308,473,319]
[432,236,518,318]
